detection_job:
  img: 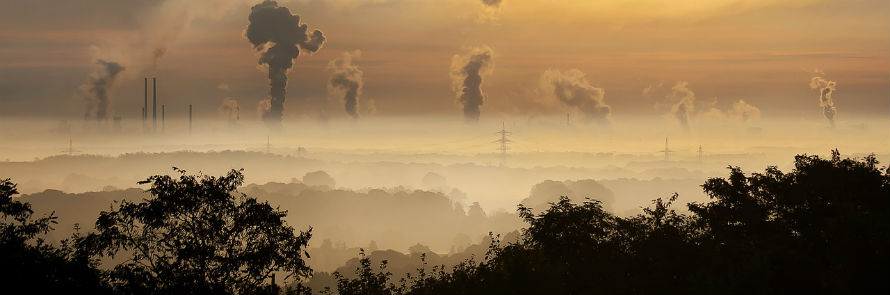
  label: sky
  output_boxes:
[0,0,887,123]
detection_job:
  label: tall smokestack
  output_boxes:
[153,77,157,131]
[189,104,193,134]
[162,104,166,132]
[143,78,148,122]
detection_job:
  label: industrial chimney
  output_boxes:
[143,78,148,122]
[162,104,166,132]
[152,77,157,131]
[188,104,193,135]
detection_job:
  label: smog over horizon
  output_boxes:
[0,0,888,294]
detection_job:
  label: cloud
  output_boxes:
[539,69,611,124]
[809,76,837,126]
[246,0,326,126]
[450,46,494,123]
[327,50,364,119]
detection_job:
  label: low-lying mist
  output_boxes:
[2,115,887,265]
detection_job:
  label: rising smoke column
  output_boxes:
[730,99,760,122]
[218,97,240,124]
[667,81,696,130]
[327,51,363,119]
[809,76,837,126]
[540,69,611,124]
[450,46,494,122]
[478,0,504,22]
[246,0,326,125]
[80,60,125,121]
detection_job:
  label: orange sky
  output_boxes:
[0,0,887,123]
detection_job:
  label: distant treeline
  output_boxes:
[1,151,887,294]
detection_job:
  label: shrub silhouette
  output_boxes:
[75,168,313,295]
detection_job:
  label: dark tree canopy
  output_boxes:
[320,151,889,294]
[689,150,890,292]
[77,168,313,295]
[3,151,888,294]
[0,178,108,294]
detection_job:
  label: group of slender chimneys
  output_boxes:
[142,77,192,134]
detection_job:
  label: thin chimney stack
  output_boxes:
[189,104,193,135]
[152,77,157,131]
[143,78,148,122]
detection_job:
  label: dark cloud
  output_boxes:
[328,51,363,119]
[450,46,494,123]
[540,69,611,124]
[809,76,837,126]
[246,0,326,126]
[80,59,125,121]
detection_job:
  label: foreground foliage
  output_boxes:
[1,151,887,294]
[0,178,108,294]
[76,168,313,295]
[331,151,889,294]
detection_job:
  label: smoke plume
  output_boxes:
[80,60,125,121]
[218,97,240,123]
[450,46,494,122]
[540,69,611,124]
[478,0,504,22]
[809,76,837,126]
[328,51,364,119]
[667,81,696,130]
[482,0,503,6]
[143,0,231,73]
[730,99,760,122]
[246,0,326,125]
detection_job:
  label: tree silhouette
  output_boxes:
[333,249,403,295]
[322,151,889,294]
[76,168,313,295]
[0,178,108,293]
[689,150,890,292]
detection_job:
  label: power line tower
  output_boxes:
[658,137,674,161]
[61,138,81,156]
[494,122,512,167]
